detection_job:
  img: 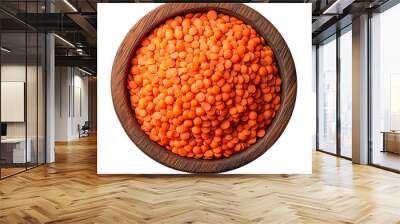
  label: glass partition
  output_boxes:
[27,31,38,169]
[0,1,46,179]
[26,0,43,169]
[1,30,28,178]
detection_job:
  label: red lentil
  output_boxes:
[127,10,282,159]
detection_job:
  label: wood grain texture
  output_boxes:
[111,3,297,173]
[1,135,400,223]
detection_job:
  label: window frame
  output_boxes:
[367,1,400,173]
[315,24,353,161]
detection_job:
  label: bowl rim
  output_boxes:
[111,3,297,173]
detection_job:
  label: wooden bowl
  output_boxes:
[111,3,297,173]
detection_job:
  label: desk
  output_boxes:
[382,131,400,154]
[1,138,31,163]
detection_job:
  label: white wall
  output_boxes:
[55,66,70,141]
[55,66,89,141]
[1,65,36,138]
[1,65,27,144]
[1,63,46,163]
[1,82,25,122]
[71,73,89,138]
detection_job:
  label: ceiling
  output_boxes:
[1,32,45,64]
[0,0,395,73]
[0,0,98,74]
[311,0,390,43]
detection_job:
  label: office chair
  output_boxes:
[79,121,90,138]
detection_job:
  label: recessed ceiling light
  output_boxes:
[54,34,75,48]
[77,67,93,76]
[63,0,78,12]
[323,0,355,15]
[1,47,11,53]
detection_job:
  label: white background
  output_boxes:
[98,3,312,174]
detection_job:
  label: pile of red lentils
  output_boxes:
[127,10,282,159]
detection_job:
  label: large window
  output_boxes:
[317,36,337,154]
[370,3,400,171]
[317,26,353,159]
[339,27,352,158]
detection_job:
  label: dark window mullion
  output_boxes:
[44,0,48,164]
[25,0,28,171]
[316,45,320,150]
[36,0,39,167]
[367,11,373,165]
[336,29,341,157]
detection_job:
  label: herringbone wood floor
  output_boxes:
[1,134,400,224]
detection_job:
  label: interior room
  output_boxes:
[0,18,46,178]
[0,0,96,179]
[0,0,400,223]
